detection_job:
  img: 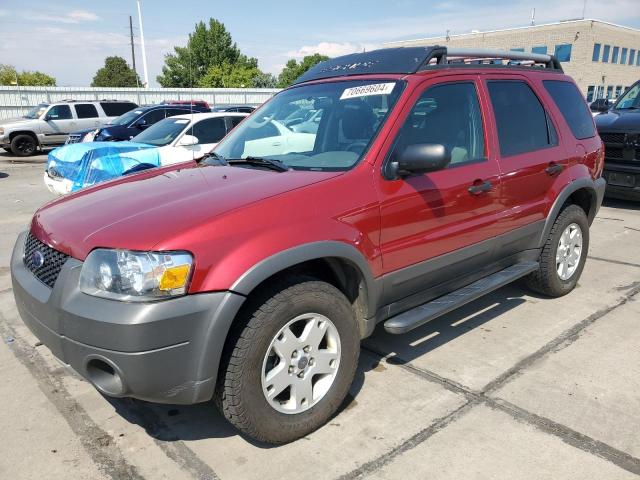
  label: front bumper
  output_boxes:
[603,163,640,201]
[11,231,245,404]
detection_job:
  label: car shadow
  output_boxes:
[362,283,529,367]
[0,172,8,178]
[108,354,366,448]
[109,283,529,446]
[602,197,640,211]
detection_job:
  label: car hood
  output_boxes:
[32,163,341,259]
[0,117,35,127]
[595,109,640,132]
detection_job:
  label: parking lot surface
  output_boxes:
[1,152,639,479]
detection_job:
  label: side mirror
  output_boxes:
[590,99,610,112]
[45,114,58,121]
[385,143,451,179]
[177,134,199,147]
[135,119,148,129]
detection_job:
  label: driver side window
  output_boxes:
[392,82,486,169]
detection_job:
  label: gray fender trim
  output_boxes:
[538,177,605,248]
[231,241,382,320]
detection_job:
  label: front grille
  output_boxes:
[23,233,69,288]
[605,147,624,160]
[600,132,626,144]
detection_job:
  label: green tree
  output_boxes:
[199,61,263,88]
[157,18,258,87]
[91,56,140,87]
[252,72,278,88]
[0,64,56,86]
[277,54,329,88]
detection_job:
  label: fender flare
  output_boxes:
[230,240,381,318]
[538,177,605,248]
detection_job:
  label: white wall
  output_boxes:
[0,86,280,119]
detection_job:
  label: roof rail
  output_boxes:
[434,47,562,71]
[294,46,562,84]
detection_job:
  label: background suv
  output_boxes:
[11,47,605,445]
[66,103,210,144]
[0,100,137,156]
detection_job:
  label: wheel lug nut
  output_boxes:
[303,346,310,353]
[297,372,304,378]
[288,366,294,373]
[292,350,298,358]
[309,358,315,366]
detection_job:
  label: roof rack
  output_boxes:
[294,46,562,84]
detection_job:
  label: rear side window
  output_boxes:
[229,116,245,128]
[100,102,137,116]
[189,117,227,144]
[543,80,596,140]
[75,104,99,119]
[142,109,167,125]
[487,81,556,157]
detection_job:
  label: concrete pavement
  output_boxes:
[0,157,639,479]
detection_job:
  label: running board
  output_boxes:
[384,262,539,334]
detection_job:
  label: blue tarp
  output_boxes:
[46,142,162,192]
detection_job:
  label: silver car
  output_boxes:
[0,100,137,156]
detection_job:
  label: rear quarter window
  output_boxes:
[100,102,137,116]
[543,80,596,140]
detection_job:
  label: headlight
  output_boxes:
[80,249,193,301]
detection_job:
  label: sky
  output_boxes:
[1,0,640,87]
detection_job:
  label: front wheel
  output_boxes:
[526,204,589,297]
[10,134,38,156]
[215,276,360,444]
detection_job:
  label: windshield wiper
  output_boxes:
[199,151,228,165]
[226,156,289,172]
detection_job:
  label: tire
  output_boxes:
[10,134,38,157]
[215,275,360,444]
[526,204,589,297]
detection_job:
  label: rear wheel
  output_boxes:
[526,204,589,297]
[215,276,359,444]
[10,134,38,156]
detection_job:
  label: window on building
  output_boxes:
[592,43,601,61]
[596,85,604,99]
[544,81,596,140]
[74,104,99,119]
[612,46,619,63]
[631,49,637,66]
[510,47,525,52]
[621,48,628,65]
[532,46,548,54]
[487,81,556,157]
[616,86,623,98]
[554,44,572,62]
[602,45,611,63]
[586,86,595,102]
[607,86,614,98]
[637,51,640,66]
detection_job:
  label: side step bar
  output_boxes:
[384,262,539,334]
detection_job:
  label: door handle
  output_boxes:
[545,163,563,176]
[468,180,492,195]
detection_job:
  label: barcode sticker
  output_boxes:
[340,83,395,100]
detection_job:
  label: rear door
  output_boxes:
[481,76,568,242]
[375,75,503,305]
[73,103,101,130]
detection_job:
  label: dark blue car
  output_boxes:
[66,104,210,143]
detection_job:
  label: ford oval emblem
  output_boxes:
[31,250,45,268]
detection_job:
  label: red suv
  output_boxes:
[11,47,605,444]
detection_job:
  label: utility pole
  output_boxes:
[129,16,137,79]
[531,8,536,26]
[136,0,149,88]
[582,0,587,19]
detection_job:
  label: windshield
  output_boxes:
[615,83,640,110]
[23,104,48,119]
[131,117,189,146]
[111,109,144,126]
[213,79,403,171]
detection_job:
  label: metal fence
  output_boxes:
[0,86,280,119]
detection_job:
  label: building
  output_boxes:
[387,19,640,102]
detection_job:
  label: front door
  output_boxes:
[42,104,77,145]
[375,76,503,305]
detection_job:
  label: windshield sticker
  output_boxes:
[340,83,395,100]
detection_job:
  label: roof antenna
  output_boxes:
[445,30,450,42]
[531,8,536,26]
[581,0,587,19]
